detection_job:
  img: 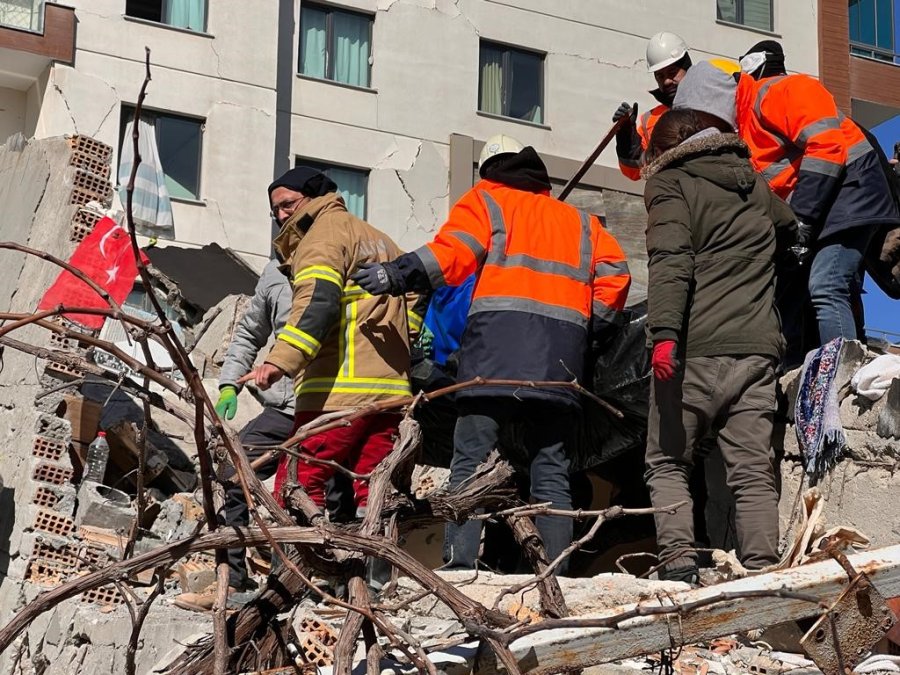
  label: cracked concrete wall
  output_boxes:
[30,2,281,272]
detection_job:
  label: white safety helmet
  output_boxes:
[478,134,525,172]
[646,32,689,72]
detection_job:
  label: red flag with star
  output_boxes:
[38,216,150,329]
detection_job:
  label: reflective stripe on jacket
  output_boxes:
[736,73,899,236]
[265,192,423,411]
[403,180,631,405]
[619,104,668,181]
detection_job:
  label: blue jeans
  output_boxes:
[808,226,874,344]
[443,399,574,574]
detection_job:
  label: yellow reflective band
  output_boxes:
[294,265,343,287]
[348,300,357,376]
[295,377,412,396]
[278,325,321,357]
[341,281,372,302]
[407,311,423,332]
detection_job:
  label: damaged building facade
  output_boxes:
[0,0,818,273]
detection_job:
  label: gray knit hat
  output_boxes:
[672,60,738,130]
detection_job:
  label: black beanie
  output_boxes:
[741,40,786,78]
[742,40,784,59]
[268,166,337,199]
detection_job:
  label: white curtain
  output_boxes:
[480,47,503,115]
[333,11,370,87]
[330,167,367,219]
[118,118,175,239]
[165,0,205,31]
[300,6,327,78]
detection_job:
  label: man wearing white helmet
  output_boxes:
[614,32,692,181]
[352,133,631,573]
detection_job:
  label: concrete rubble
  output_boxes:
[2,135,900,674]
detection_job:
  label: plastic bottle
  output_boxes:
[84,431,109,484]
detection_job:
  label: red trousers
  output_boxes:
[274,411,399,510]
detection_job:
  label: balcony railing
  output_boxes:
[0,0,43,33]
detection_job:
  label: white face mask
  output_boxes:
[739,51,767,75]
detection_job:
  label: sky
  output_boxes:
[862,118,900,342]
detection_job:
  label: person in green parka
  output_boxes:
[641,106,796,583]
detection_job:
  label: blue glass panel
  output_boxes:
[876,0,893,49]
[849,0,861,42]
[858,0,876,46]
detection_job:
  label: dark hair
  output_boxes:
[646,108,732,162]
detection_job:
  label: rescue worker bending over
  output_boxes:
[675,46,900,364]
[352,135,631,574]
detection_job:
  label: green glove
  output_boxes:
[416,324,435,359]
[215,385,238,420]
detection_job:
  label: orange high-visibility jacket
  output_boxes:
[399,179,631,406]
[735,73,897,235]
[619,104,668,181]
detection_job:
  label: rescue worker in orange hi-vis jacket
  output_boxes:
[614,32,692,181]
[351,134,632,574]
[675,44,900,365]
[239,166,426,524]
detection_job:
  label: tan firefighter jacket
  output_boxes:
[264,192,424,411]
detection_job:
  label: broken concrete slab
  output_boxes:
[474,544,900,675]
[75,481,136,533]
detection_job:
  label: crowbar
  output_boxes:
[559,104,637,202]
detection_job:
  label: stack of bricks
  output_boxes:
[66,135,114,243]
[22,134,124,607]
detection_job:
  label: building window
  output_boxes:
[296,158,369,219]
[120,106,203,201]
[299,3,372,88]
[125,0,206,32]
[478,41,544,125]
[716,0,774,32]
[0,0,44,32]
[849,0,895,62]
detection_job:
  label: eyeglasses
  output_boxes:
[270,197,303,218]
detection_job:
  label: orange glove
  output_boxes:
[651,340,678,381]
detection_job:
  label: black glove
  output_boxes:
[612,101,636,124]
[790,220,815,265]
[614,102,640,161]
[350,261,404,296]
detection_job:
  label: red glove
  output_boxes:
[651,340,678,381]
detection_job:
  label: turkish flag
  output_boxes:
[38,217,150,330]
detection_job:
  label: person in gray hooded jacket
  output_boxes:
[176,259,295,611]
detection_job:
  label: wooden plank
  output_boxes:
[477,545,900,675]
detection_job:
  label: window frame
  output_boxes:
[477,38,546,126]
[849,0,896,62]
[123,0,209,33]
[118,105,206,203]
[297,2,374,88]
[716,0,775,33]
[294,156,370,219]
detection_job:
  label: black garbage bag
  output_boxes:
[411,302,651,472]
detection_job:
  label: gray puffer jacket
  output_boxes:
[219,259,294,413]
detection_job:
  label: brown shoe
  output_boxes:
[173,585,238,613]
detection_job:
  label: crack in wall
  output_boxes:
[552,52,642,69]
[51,81,78,135]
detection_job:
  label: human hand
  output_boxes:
[351,262,402,295]
[237,364,285,391]
[651,340,678,381]
[214,385,238,420]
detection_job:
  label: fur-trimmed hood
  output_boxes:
[641,132,754,192]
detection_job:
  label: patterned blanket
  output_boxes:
[795,338,847,482]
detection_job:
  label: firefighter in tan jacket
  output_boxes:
[241,167,423,514]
